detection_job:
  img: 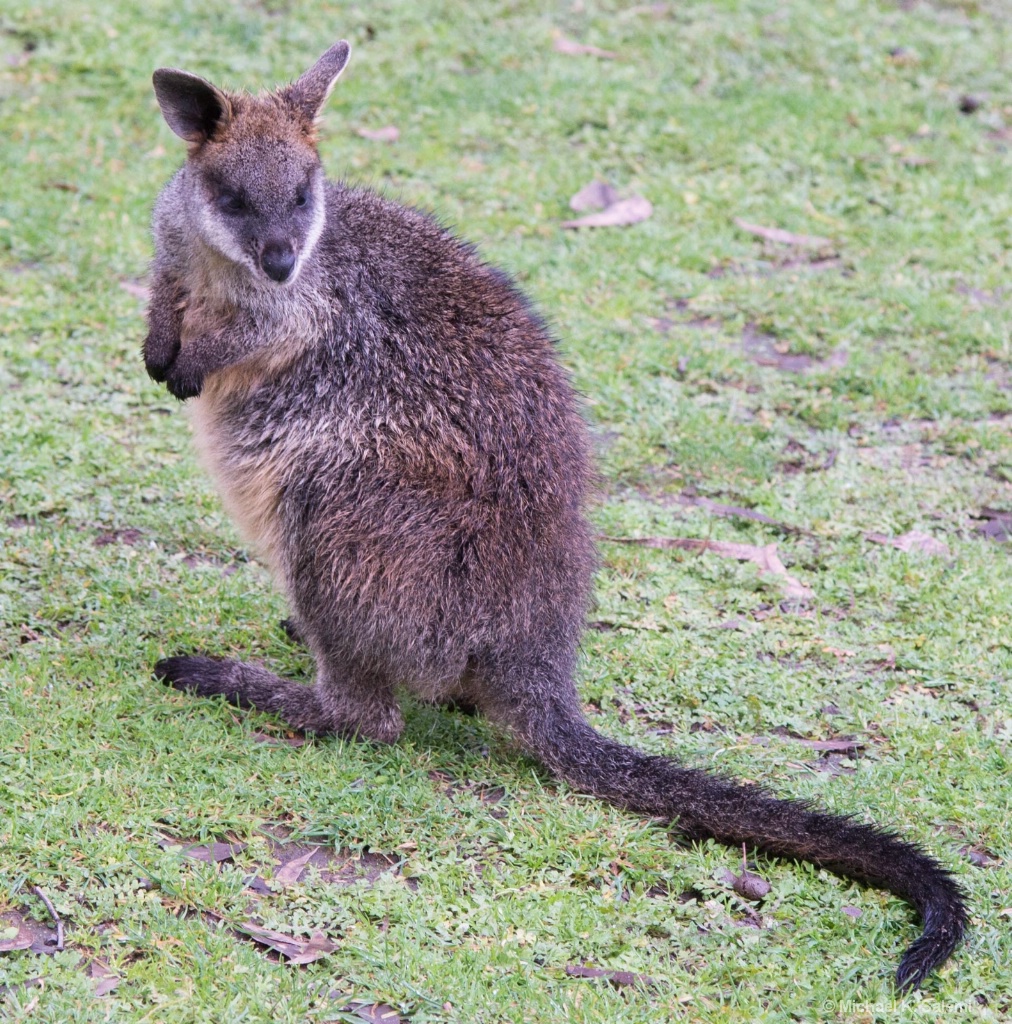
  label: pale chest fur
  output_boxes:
[183,284,334,586]
[187,375,292,584]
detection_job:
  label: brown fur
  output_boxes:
[144,42,967,991]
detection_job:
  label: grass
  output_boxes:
[1,0,1010,1020]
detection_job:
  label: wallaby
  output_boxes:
[143,41,967,990]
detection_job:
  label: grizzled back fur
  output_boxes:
[144,42,967,992]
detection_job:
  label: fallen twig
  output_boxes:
[32,886,63,952]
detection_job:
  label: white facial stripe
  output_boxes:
[198,202,257,273]
[289,181,327,284]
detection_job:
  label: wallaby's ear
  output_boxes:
[152,68,232,144]
[285,41,351,123]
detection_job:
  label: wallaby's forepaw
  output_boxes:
[163,363,203,400]
[155,655,240,701]
[143,329,181,383]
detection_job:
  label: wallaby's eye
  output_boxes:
[217,192,245,214]
[295,190,309,209]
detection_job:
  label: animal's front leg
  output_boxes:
[163,313,256,400]
[143,273,187,383]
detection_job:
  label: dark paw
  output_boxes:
[164,365,203,400]
[155,655,227,695]
[143,331,181,383]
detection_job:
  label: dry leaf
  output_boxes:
[238,923,337,964]
[564,964,655,988]
[273,848,318,886]
[552,32,617,59]
[734,218,833,249]
[865,531,950,557]
[89,959,121,996]
[842,906,862,919]
[348,1003,403,1024]
[0,921,33,952]
[562,196,652,229]
[356,126,399,143]
[961,846,1001,869]
[569,180,620,212]
[603,536,813,600]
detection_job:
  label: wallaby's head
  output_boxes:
[153,41,350,286]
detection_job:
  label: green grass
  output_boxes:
[1,0,1011,1020]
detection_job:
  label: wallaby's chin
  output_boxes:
[262,266,301,288]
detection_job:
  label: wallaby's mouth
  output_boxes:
[260,243,297,284]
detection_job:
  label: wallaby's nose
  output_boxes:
[261,244,297,283]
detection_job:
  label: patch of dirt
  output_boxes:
[0,910,60,955]
[428,770,510,819]
[564,963,656,988]
[647,298,726,336]
[803,752,857,776]
[158,837,247,863]
[179,549,247,575]
[93,528,144,547]
[853,443,948,473]
[778,438,838,474]
[252,827,401,889]
[955,283,1004,306]
[742,323,848,373]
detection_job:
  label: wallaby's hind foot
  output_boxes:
[154,655,404,743]
[155,655,329,732]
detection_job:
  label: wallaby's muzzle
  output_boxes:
[261,243,297,283]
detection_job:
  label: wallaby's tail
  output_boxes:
[515,703,967,991]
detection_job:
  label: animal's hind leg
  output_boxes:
[155,654,404,743]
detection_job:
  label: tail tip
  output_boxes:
[894,906,968,992]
